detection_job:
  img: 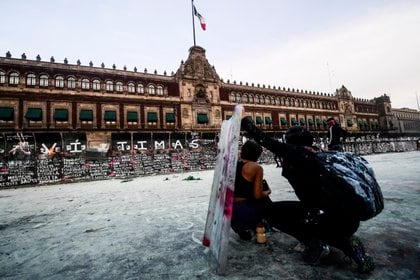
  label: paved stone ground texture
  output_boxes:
[0,151,419,279]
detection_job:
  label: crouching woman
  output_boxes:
[231,140,272,240]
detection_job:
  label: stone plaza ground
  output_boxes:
[0,151,419,279]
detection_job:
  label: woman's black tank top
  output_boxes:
[234,161,255,200]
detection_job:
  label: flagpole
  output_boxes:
[191,0,196,46]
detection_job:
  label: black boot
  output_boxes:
[345,236,375,273]
[303,240,330,265]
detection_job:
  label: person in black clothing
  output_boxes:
[327,117,347,151]
[274,156,282,167]
[241,117,375,273]
[231,140,272,240]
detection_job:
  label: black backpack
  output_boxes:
[314,151,384,221]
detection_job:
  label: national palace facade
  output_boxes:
[1,46,419,155]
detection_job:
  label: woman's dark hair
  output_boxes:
[285,126,313,146]
[241,140,263,162]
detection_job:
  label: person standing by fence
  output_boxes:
[327,117,347,151]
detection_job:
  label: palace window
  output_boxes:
[26,74,36,86]
[280,117,287,125]
[54,108,69,122]
[40,75,49,87]
[67,77,76,89]
[79,109,93,123]
[230,93,235,102]
[25,108,43,121]
[265,117,272,124]
[0,107,14,122]
[128,83,135,93]
[55,76,64,88]
[156,85,164,95]
[308,119,314,126]
[235,93,241,103]
[370,120,375,129]
[0,71,6,84]
[243,94,248,103]
[116,82,123,92]
[261,96,266,105]
[9,72,19,85]
[92,79,101,91]
[127,111,138,123]
[165,112,175,124]
[81,79,90,90]
[137,84,144,94]
[106,81,114,91]
[148,85,155,95]
[300,118,306,125]
[309,101,314,108]
[280,98,285,106]
[197,113,209,124]
[104,110,117,124]
[256,116,263,124]
[147,112,158,123]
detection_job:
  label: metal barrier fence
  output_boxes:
[0,138,418,188]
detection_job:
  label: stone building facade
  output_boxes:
[1,46,419,187]
[391,107,420,134]
[0,46,419,152]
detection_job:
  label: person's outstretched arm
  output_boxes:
[241,117,288,158]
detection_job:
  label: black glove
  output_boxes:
[241,117,256,133]
[241,117,283,156]
[241,117,265,143]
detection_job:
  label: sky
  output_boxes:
[1,0,419,109]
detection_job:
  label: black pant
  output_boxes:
[268,201,359,253]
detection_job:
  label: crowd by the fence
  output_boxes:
[0,136,418,188]
[258,135,418,163]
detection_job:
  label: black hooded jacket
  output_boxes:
[241,118,324,210]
